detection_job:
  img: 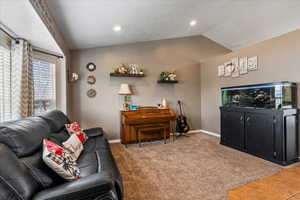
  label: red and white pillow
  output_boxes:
[62,134,84,161]
[42,139,81,180]
[65,122,88,143]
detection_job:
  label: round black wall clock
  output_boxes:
[86,62,96,72]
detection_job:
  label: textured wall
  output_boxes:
[70,35,230,139]
[201,29,300,134]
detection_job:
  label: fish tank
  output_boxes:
[221,82,297,109]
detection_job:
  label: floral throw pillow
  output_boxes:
[62,134,84,161]
[42,139,81,180]
[65,122,88,143]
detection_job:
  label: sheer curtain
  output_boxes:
[11,39,34,119]
[0,43,11,122]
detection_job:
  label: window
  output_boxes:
[32,58,56,115]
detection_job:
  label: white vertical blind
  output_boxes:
[0,45,11,122]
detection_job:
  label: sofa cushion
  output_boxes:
[63,134,84,161]
[0,116,51,157]
[0,143,41,200]
[48,130,70,145]
[65,122,88,143]
[42,139,81,180]
[39,110,70,133]
[77,150,100,177]
[20,151,65,189]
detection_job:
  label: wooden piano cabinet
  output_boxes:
[120,108,176,146]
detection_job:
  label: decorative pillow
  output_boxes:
[42,139,81,180]
[62,134,83,161]
[65,122,88,143]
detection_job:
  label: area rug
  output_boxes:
[110,133,284,200]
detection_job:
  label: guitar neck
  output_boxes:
[178,101,183,116]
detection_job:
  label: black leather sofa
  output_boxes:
[0,110,123,200]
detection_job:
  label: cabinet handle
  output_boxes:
[240,116,244,121]
[246,117,251,122]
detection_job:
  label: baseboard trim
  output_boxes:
[109,139,121,144]
[199,129,220,138]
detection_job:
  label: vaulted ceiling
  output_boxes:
[46,0,300,50]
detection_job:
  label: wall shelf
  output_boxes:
[110,73,145,77]
[157,80,178,84]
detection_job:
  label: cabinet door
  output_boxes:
[245,112,274,159]
[221,110,245,150]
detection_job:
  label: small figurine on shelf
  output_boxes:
[119,64,129,74]
[129,64,139,74]
[114,64,144,75]
[160,72,169,81]
[169,71,177,80]
[159,71,176,81]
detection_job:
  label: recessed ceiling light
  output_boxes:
[189,20,197,27]
[113,25,122,32]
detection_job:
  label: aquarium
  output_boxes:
[221,82,297,109]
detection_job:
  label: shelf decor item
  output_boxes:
[86,62,96,72]
[69,72,80,82]
[158,71,178,83]
[118,83,132,111]
[111,64,145,77]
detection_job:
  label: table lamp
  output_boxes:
[118,83,132,111]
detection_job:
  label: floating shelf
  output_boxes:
[157,80,178,84]
[110,73,145,77]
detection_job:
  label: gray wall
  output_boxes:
[70,35,230,139]
[201,29,300,134]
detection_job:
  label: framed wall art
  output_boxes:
[239,57,248,74]
[218,65,225,77]
[231,57,239,78]
[248,56,258,71]
[224,61,233,77]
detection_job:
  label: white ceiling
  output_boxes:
[0,0,62,54]
[46,0,300,50]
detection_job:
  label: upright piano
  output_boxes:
[120,107,176,146]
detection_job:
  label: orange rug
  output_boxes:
[228,164,300,200]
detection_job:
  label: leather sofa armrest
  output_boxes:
[83,127,104,137]
[32,172,117,200]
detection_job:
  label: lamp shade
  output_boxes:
[118,83,132,95]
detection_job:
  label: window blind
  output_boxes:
[32,58,56,115]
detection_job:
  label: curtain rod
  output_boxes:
[0,27,64,59]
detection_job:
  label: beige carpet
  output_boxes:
[111,133,284,200]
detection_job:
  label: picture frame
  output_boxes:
[218,65,225,77]
[231,57,239,78]
[248,56,258,71]
[224,61,233,77]
[239,57,248,74]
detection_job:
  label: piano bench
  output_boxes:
[135,124,168,147]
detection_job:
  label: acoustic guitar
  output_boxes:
[176,100,190,134]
